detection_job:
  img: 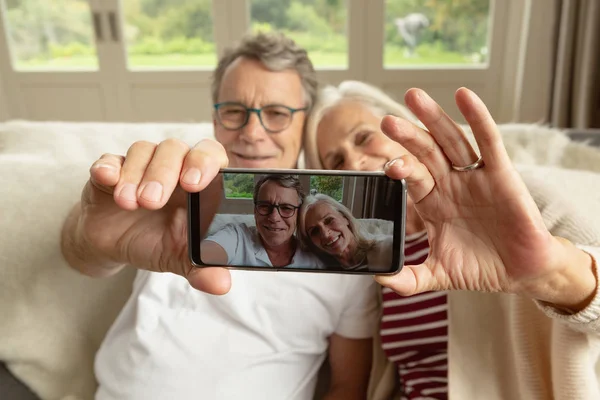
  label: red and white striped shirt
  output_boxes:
[380,231,448,399]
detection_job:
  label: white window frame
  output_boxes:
[0,0,558,124]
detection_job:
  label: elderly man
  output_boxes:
[202,174,325,269]
[61,32,377,400]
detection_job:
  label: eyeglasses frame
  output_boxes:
[254,201,301,218]
[213,102,308,133]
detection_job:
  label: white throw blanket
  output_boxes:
[0,121,599,400]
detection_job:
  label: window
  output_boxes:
[3,0,98,70]
[310,175,344,202]
[384,0,491,68]
[122,0,216,69]
[0,0,534,125]
[250,0,348,68]
[223,173,254,199]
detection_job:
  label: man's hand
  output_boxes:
[375,88,597,311]
[61,138,232,295]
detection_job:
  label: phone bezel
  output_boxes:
[188,168,406,276]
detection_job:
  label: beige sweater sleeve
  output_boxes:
[534,246,600,334]
[520,164,600,335]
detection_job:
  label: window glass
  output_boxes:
[384,0,491,67]
[251,0,348,68]
[3,0,98,70]
[123,0,216,69]
[223,173,254,199]
[310,175,344,201]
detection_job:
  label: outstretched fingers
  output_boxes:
[404,88,480,169]
[381,115,451,182]
[454,88,511,170]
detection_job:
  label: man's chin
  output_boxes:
[260,232,291,246]
[263,240,287,248]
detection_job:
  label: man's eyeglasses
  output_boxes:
[214,102,307,133]
[254,201,300,218]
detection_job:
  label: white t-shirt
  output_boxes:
[94,236,379,400]
[205,222,325,269]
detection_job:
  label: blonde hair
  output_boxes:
[298,194,374,268]
[303,80,419,169]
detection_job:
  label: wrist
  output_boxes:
[524,237,597,313]
[61,203,125,277]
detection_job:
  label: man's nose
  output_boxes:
[239,112,267,143]
[267,208,281,221]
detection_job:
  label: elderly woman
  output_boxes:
[303,80,600,400]
[297,193,394,273]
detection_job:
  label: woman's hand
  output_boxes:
[375,88,596,311]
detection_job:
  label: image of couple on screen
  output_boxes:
[200,174,395,273]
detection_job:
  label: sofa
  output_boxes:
[1,120,600,400]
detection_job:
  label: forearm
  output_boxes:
[323,386,367,400]
[325,335,371,400]
[60,202,126,278]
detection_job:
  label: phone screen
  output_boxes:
[189,169,406,275]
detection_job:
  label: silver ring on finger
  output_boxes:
[451,156,484,172]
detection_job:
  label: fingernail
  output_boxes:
[92,163,116,171]
[117,183,137,202]
[140,181,163,203]
[182,168,202,185]
[385,158,404,169]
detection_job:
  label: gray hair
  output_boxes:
[298,194,374,265]
[211,31,318,110]
[253,174,306,205]
[303,80,421,169]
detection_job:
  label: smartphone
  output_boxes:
[188,168,406,275]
